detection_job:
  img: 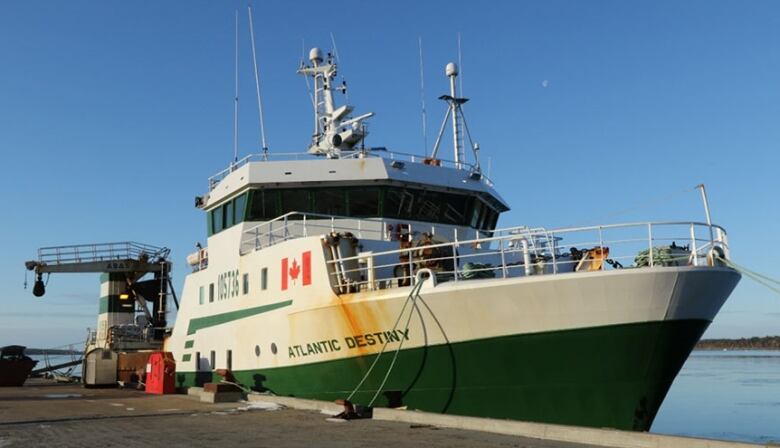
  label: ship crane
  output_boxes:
[24,241,177,349]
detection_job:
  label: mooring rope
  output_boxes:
[346,274,428,405]
[366,280,425,408]
[718,256,780,297]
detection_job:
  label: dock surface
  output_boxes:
[0,380,594,448]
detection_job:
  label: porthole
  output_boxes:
[271,343,278,355]
[254,345,261,357]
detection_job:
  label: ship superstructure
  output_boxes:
[167,47,740,431]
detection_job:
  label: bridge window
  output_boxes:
[225,201,234,228]
[242,186,501,231]
[281,189,311,215]
[208,192,248,236]
[384,189,415,219]
[314,189,346,216]
[383,188,473,226]
[347,188,380,217]
[247,189,278,222]
[199,286,205,305]
[234,193,246,224]
[212,205,224,234]
[260,268,268,290]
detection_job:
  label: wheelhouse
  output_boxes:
[206,183,507,236]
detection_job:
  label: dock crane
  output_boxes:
[25,242,177,386]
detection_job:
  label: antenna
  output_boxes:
[301,42,316,112]
[330,32,349,104]
[232,10,239,165]
[248,5,269,159]
[297,46,373,157]
[447,62,463,166]
[457,32,464,96]
[418,36,428,155]
[430,61,480,171]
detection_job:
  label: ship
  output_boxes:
[0,346,38,387]
[165,47,741,431]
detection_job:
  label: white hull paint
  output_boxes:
[167,233,740,374]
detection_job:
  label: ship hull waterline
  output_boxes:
[178,318,705,431]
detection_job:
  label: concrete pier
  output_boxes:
[0,380,766,448]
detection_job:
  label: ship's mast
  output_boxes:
[297,47,373,158]
[431,62,480,171]
[447,63,463,166]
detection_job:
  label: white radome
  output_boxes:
[446,62,458,77]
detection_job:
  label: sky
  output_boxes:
[1,0,778,348]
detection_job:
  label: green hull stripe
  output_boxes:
[186,300,292,335]
[175,319,709,431]
[184,340,194,349]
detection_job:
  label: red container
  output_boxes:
[145,351,176,394]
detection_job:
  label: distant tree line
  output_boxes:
[696,336,780,350]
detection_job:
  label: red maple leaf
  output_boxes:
[288,258,300,284]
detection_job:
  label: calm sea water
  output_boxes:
[652,350,780,444]
[29,354,82,376]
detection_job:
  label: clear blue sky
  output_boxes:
[1,0,778,348]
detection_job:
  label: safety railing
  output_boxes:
[239,211,469,255]
[36,242,170,266]
[324,221,731,293]
[207,149,492,191]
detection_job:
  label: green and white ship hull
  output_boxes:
[168,234,739,431]
[166,46,741,432]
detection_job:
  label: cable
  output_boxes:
[566,186,696,228]
[718,256,780,296]
[367,281,424,407]
[346,276,427,403]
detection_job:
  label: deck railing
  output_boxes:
[239,211,468,255]
[324,221,731,293]
[238,211,549,256]
[36,242,170,266]
[207,149,493,191]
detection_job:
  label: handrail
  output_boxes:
[239,211,391,255]
[321,220,731,293]
[207,149,494,191]
[324,220,729,261]
[36,242,169,265]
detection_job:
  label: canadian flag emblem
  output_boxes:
[281,251,311,291]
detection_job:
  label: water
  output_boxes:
[29,354,82,377]
[652,350,780,444]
